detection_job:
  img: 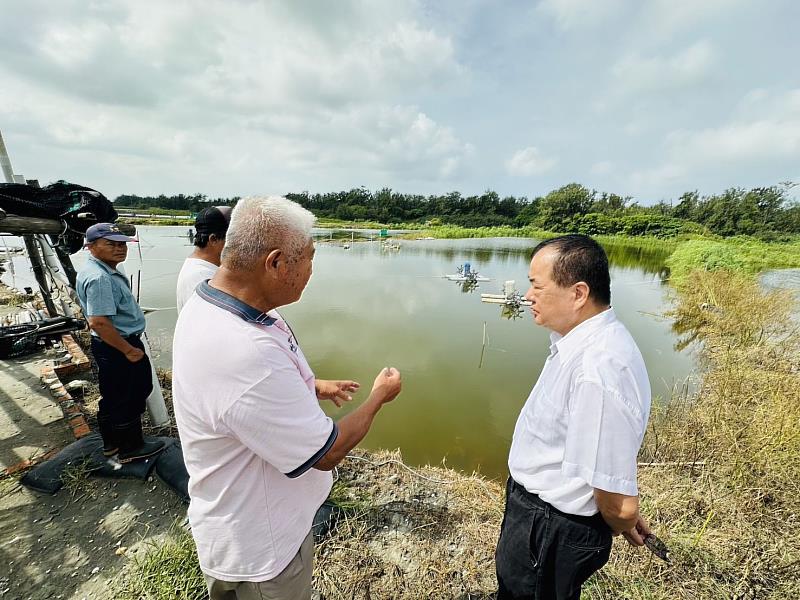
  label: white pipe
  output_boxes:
[141,334,171,427]
[0,130,15,183]
[36,235,71,287]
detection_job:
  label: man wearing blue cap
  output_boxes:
[76,223,165,463]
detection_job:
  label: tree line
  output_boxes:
[114,183,800,239]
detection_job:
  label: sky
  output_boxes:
[1,0,799,204]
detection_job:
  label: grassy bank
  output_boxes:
[586,271,799,599]
[119,217,193,226]
[116,215,799,278]
[667,237,800,283]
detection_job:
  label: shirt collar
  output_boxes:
[88,256,120,275]
[196,280,277,325]
[549,307,617,362]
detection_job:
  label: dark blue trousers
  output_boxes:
[91,334,153,425]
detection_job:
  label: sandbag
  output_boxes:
[313,501,344,541]
[20,433,171,495]
[153,438,190,503]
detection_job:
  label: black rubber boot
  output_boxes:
[96,414,119,457]
[115,419,165,464]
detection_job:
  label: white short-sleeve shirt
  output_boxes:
[172,281,336,582]
[509,308,651,516]
[176,257,218,314]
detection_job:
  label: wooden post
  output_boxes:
[0,209,136,237]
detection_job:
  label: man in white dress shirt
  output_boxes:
[172,196,402,599]
[495,234,652,600]
[176,205,232,313]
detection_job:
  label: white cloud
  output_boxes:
[628,163,687,196]
[0,0,472,194]
[536,0,626,31]
[248,105,474,178]
[612,40,717,94]
[628,88,800,197]
[506,147,557,176]
[590,161,614,175]
[0,0,797,202]
[639,0,749,39]
[665,88,800,165]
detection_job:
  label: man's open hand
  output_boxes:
[315,379,360,407]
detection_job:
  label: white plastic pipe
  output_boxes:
[0,130,15,183]
[141,334,171,427]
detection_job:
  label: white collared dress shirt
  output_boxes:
[509,308,651,516]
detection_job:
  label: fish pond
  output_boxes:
[11,227,695,480]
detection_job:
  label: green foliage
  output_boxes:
[421,224,553,239]
[667,237,800,283]
[535,183,594,230]
[115,193,238,213]
[114,182,799,239]
[117,524,206,599]
[566,212,703,238]
[668,185,799,237]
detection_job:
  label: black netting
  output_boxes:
[0,181,119,254]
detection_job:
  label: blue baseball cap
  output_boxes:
[85,223,136,243]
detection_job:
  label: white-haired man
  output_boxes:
[172,196,402,599]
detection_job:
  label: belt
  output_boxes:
[511,479,609,529]
[92,332,143,342]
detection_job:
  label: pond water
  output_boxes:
[4,227,694,480]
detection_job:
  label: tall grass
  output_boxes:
[417,224,553,239]
[588,271,800,599]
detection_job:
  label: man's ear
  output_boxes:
[265,248,282,272]
[574,281,591,308]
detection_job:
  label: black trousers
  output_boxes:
[496,478,612,600]
[91,334,153,425]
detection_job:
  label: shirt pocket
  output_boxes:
[524,389,566,446]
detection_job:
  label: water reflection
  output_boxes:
[316,235,672,278]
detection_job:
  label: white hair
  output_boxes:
[222,196,316,270]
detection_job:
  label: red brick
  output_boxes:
[54,364,77,377]
[72,422,91,438]
[2,449,59,477]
